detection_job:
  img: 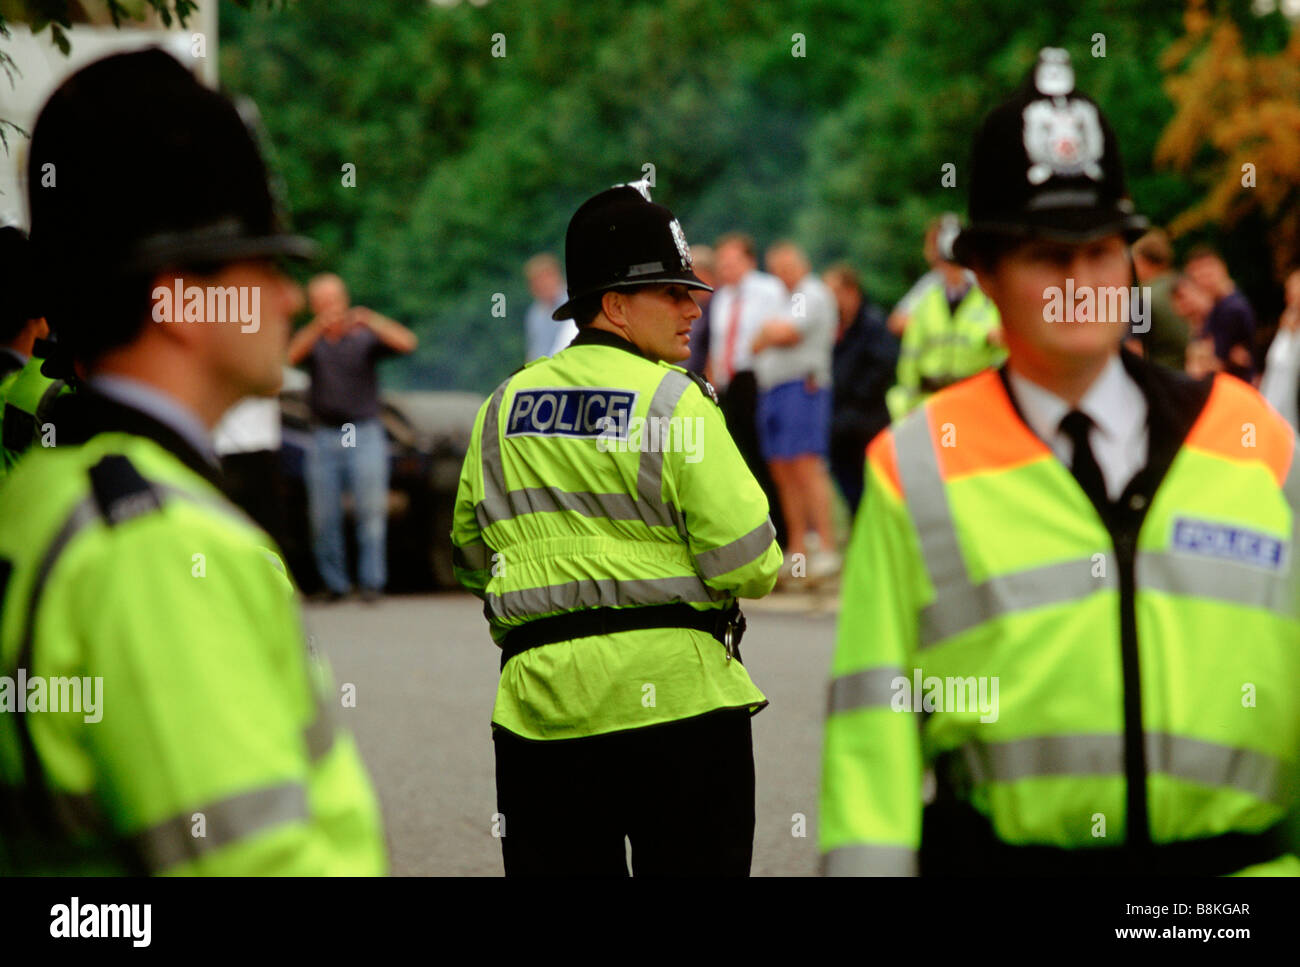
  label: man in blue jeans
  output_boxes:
[287,273,418,601]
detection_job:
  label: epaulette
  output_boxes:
[88,454,162,526]
[684,369,721,407]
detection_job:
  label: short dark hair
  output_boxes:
[823,262,861,295]
[570,294,603,327]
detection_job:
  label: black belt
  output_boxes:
[919,797,1288,877]
[497,602,746,670]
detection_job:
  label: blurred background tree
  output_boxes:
[216,0,1298,393]
[1156,0,1300,287]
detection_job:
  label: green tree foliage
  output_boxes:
[220,0,1293,392]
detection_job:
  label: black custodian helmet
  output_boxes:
[952,48,1149,267]
[26,48,317,360]
[552,179,711,321]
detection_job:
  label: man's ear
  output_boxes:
[146,268,206,348]
[601,289,630,330]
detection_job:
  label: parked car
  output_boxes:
[276,375,482,593]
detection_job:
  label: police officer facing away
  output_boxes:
[821,49,1300,875]
[0,50,386,874]
[452,182,782,876]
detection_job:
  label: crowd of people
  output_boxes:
[520,215,1300,590]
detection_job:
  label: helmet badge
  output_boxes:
[669,218,692,268]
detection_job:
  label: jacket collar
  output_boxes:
[567,325,653,361]
[48,389,226,491]
[997,348,1214,522]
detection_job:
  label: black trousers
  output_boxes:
[720,370,787,547]
[493,708,755,876]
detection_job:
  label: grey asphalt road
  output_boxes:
[303,590,838,876]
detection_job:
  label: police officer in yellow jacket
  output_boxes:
[820,48,1300,876]
[452,181,782,875]
[0,227,55,481]
[0,50,385,875]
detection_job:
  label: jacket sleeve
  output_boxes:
[669,379,782,599]
[450,395,495,598]
[48,511,387,875]
[819,429,931,874]
[887,310,921,420]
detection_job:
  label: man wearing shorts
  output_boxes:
[752,241,840,581]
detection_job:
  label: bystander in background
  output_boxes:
[1260,268,1300,431]
[1131,229,1188,371]
[709,231,789,547]
[287,273,418,601]
[753,241,839,581]
[524,253,576,360]
[1186,246,1258,383]
[684,244,716,375]
[823,262,899,514]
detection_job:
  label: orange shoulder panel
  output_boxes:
[925,370,1050,480]
[1184,374,1294,486]
[866,429,902,499]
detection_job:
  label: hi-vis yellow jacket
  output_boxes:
[451,327,782,740]
[822,354,1300,876]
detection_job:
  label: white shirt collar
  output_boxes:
[1007,353,1143,445]
[1006,353,1149,501]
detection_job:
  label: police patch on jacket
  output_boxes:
[505,388,639,439]
[1170,517,1286,572]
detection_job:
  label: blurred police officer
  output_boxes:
[0,50,385,874]
[821,48,1300,875]
[452,181,782,876]
[0,227,44,396]
[0,226,57,480]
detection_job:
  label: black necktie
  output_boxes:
[1059,410,1108,507]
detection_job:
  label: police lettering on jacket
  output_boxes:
[504,386,703,462]
[506,388,638,438]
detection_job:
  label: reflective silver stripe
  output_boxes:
[475,378,513,529]
[1145,732,1292,805]
[479,486,643,526]
[695,518,776,579]
[828,666,906,715]
[303,689,336,763]
[893,412,966,592]
[946,733,1292,804]
[821,844,917,876]
[129,782,309,872]
[475,369,692,538]
[1138,550,1293,618]
[485,575,723,621]
[919,556,1115,647]
[452,540,491,572]
[16,496,99,672]
[895,413,1118,647]
[636,369,691,534]
[9,476,305,844]
[1283,436,1300,527]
